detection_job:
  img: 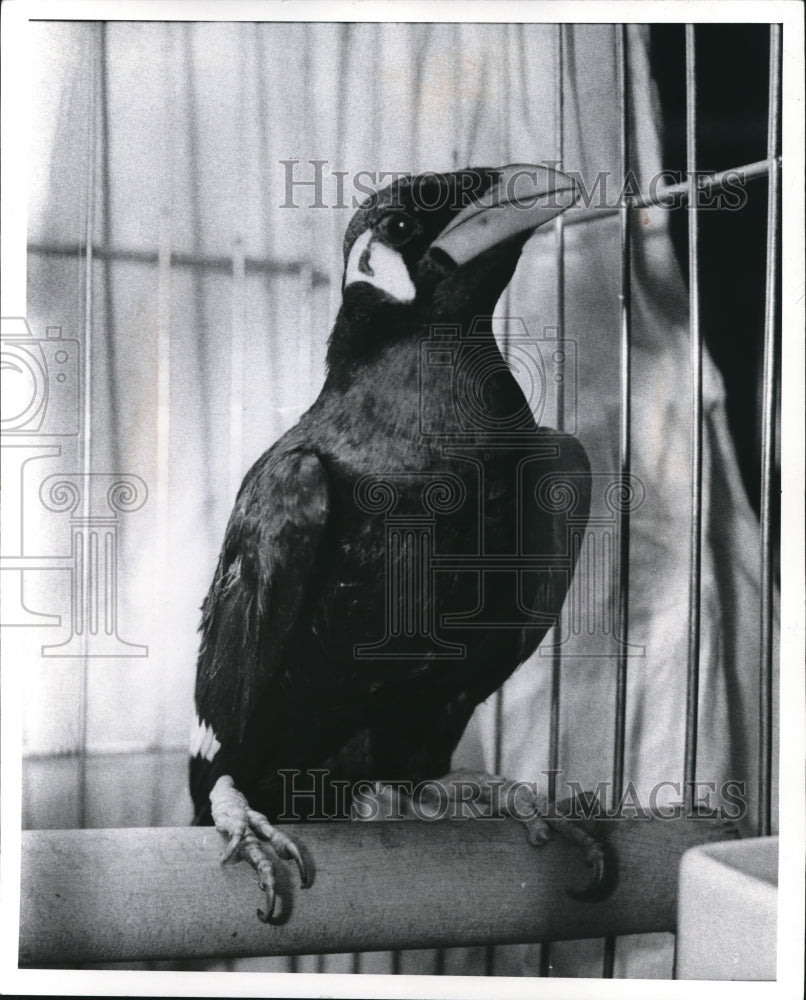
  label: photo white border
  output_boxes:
[1,1,803,998]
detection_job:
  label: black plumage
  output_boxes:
[189,165,593,917]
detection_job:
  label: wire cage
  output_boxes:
[10,16,788,982]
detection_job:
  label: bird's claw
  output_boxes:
[210,775,311,922]
[428,773,613,901]
[219,832,242,866]
[258,828,308,888]
[256,871,275,923]
[246,804,310,889]
[566,830,609,901]
[524,811,610,900]
[282,839,309,889]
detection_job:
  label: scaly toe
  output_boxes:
[256,875,276,923]
[522,813,552,847]
[241,833,279,922]
[219,832,243,866]
[247,807,311,889]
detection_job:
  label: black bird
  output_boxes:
[190,164,596,921]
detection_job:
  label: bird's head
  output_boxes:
[327,164,577,375]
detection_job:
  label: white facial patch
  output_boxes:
[189,712,221,761]
[345,229,416,302]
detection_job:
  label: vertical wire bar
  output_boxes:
[253,25,273,262]
[758,23,781,838]
[547,19,566,804]
[612,21,632,821]
[452,22,462,169]
[435,26,462,977]
[252,22,284,502]
[229,237,246,500]
[499,25,514,361]
[409,23,431,173]
[300,25,317,403]
[156,215,172,637]
[329,23,350,328]
[332,23,358,980]
[151,25,175,781]
[368,24,394,977]
[486,26,515,979]
[182,24,214,516]
[487,658,504,977]
[98,23,120,472]
[541,22,564,980]
[77,25,100,828]
[603,23,632,980]
[491,21,514,790]
[683,23,703,818]
[229,31,249,501]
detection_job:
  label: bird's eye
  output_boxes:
[379,213,416,247]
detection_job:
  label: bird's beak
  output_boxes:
[429,164,577,267]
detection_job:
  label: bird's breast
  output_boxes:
[306,441,546,698]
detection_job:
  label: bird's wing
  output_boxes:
[193,449,330,751]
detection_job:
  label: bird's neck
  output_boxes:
[324,293,416,389]
[320,313,535,452]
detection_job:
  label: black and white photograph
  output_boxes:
[1,1,804,996]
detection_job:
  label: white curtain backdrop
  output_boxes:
[17,20,773,977]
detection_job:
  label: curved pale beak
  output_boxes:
[430,163,577,266]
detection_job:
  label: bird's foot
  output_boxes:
[556,813,608,901]
[210,774,310,922]
[352,780,419,820]
[429,769,609,901]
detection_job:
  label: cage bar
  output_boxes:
[538,23,567,981]
[612,21,632,813]
[603,23,633,980]
[683,24,703,815]
[547,20,566,797]
[638,157,779,205]
[28,242,331,286]
[76,26,102,831]
[147,26,178,762]
[550,155,780,229]
[98,22,119,470]
[758,22,782,839]
[229,237,246,500]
